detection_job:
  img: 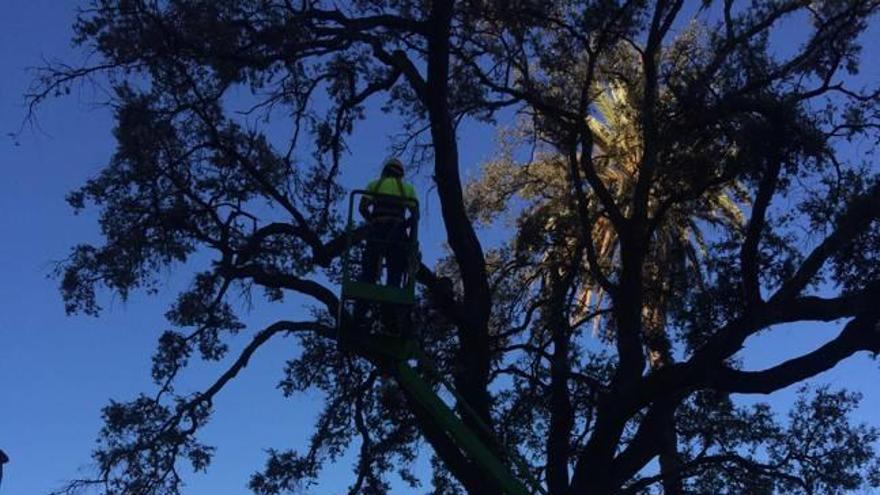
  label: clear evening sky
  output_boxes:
[1,2,878,494]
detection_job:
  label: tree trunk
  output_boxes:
[548,272,574,495]
[424,1,497,493]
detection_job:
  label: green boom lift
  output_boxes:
[337,190,542,495]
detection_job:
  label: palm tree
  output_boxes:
[580,82,746,368]
[467,81,745,368]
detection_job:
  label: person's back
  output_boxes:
[364,177,416,220]
[359,158,418,224]
[358,158,418,289]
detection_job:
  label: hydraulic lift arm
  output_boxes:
[394,361,533,495]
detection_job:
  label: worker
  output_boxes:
[358,157,419,289]
[354,157,418,333]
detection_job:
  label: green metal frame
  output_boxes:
[342,280,414,306]
[336,190,541,495]
[395,361,533,495]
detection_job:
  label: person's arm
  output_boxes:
[359,181,376,220]
[405,186,419,226]
[409,186,419,217]
[358,196,372,220]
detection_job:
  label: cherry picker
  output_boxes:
[337,190,541,495]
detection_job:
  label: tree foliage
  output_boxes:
[30,1,880,494]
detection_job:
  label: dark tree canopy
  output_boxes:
[30,1,880,494]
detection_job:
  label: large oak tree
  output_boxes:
[30,1,880,494]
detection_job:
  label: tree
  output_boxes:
[0,449,8,488]
[468,80,746,366]
[29,1,880,494]
[465,77,747,493]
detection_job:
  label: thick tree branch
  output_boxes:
[423,8,497,494]
[770,287,880,324]
[629,283,880,414]
[770,182,880,302]
[632,0,684,226]
[222,264,338,314]
[707,314,880,395]
[568,138,618,294]
[237,221,368,269]
[621,452,810,495]
[741,160,783,306]
[303,9,427,35]
[609,396,683,488]
[201,320,335,400]
[577,130,628,230]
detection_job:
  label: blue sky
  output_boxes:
[1,2,878,494]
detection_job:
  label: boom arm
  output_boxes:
[339,190,540,494]
[394,361,533,495]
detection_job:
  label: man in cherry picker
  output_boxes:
[355,157,419,331]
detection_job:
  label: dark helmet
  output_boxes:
[381,157,405,178]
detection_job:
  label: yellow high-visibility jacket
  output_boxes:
[361,177,418,221]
